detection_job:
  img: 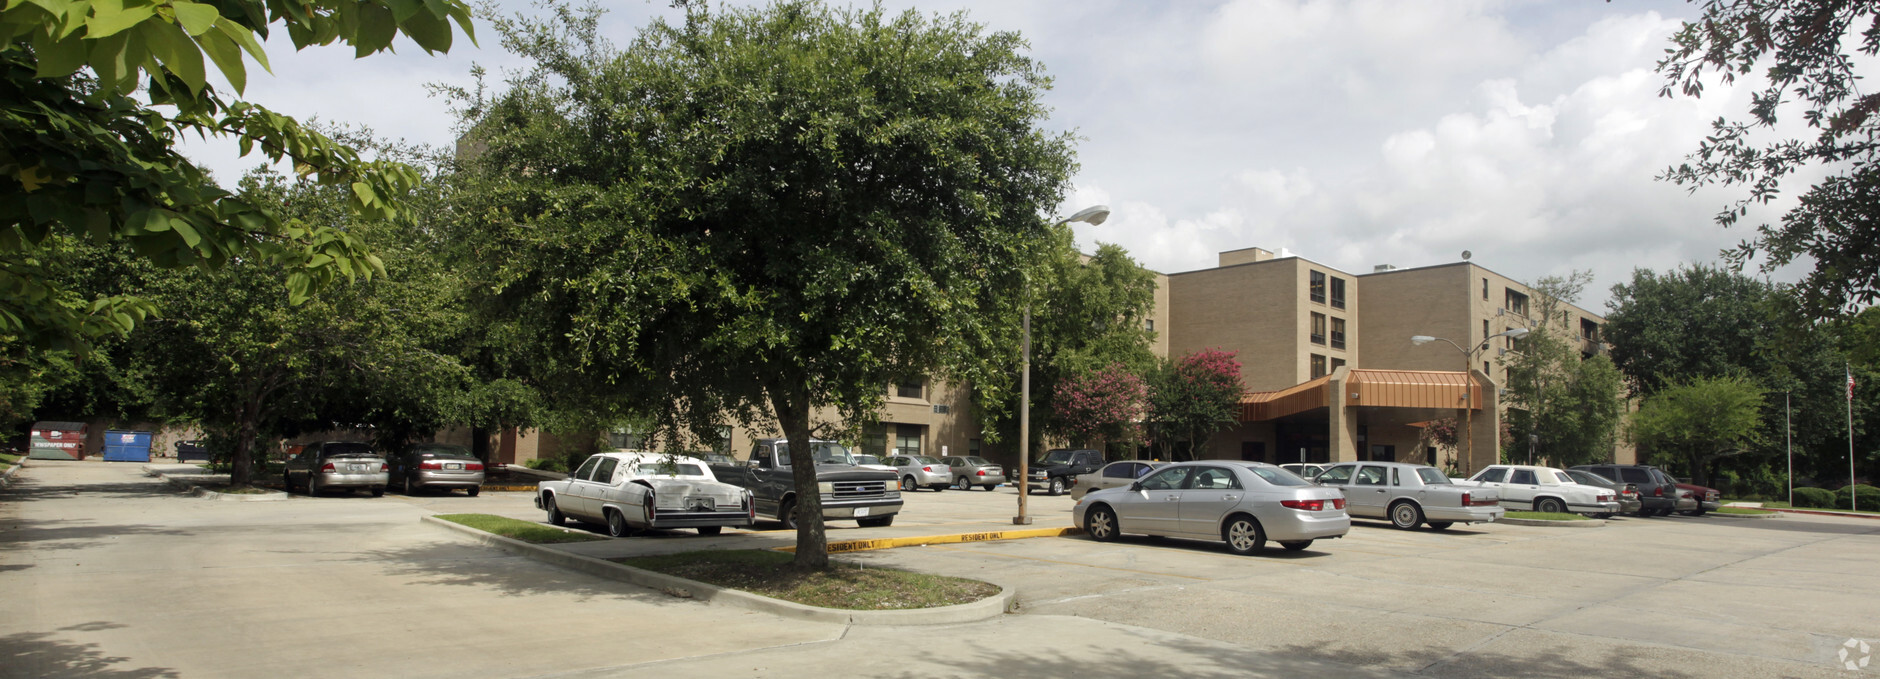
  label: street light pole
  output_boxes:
[1015,204,1111,526]
[1411,327,1529,476]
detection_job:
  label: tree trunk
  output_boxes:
[471,425,492,464]
[769,387,828,570]
[231,398,261,486]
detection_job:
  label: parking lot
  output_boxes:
[6,461,1879,678]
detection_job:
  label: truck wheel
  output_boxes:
[857,515,894,528]
[901,476,917,492]
[1389,501,1423,530]
[697,526,723,536]
[1535,497,1566,514]
[545,495,566,526]
[779,498,799,530]
[1047,477,1065,496]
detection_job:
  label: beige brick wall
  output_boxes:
[1167,259,1303,392]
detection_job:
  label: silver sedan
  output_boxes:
[1073,461,1350,555]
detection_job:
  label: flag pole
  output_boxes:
[1786,391,1793,508]
[1849,364,1858,513]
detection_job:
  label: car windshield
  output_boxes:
[1415,468,1450,485]
[777,441,853,466]
[636,463,705,477]
[1247,466,1310,486]
[965,456,993,466]
[1037,450,1075,465]
[413,444,473,459]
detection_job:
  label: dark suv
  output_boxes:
[1028,448,1104,496]
[1571,464,1682,517]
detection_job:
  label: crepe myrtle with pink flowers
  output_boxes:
[1053,363,1148,449]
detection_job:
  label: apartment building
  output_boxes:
[1164,247,1622,472]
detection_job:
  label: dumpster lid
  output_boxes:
[31,421,87,431]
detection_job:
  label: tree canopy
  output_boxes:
[1,0,475,353]
[1498,272,1624,468]
[1144,348,1244,461]
[1628,375,1767,487]
[1657,0,1880,320]
[447,1,1077,568]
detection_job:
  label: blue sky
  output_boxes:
[178,0,1806,310]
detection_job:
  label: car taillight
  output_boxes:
[976,470,986,476]
[1462,492,1470,506]
[922,466,933,472]
[320,463,335,472]
[1654,486,1664,496]
[420,461,443,470]
[1332,498,1346,509]
[645,492,656,523]
[380,462,389,471]
[1281,499,1328,511]
[466,462,484,471]
[1598,494,1613,502]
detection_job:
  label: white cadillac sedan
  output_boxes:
[1072,461,1351,555]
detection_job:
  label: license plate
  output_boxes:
[855,506,870,517]
[687,498,715,510]
[446,462,462,470]
[349,464,367,472]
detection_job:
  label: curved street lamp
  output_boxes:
[1015,205,1110,526]
[1410,327,1529,476]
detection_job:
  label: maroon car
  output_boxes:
[1676,482,1722,516]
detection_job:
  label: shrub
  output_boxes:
[1834,484,1880,510]
[1792,487,1837,509]
[523,457,566,473]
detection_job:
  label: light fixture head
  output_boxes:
[1063,205,1112,226]
[1502,327,1531,339]
[1410,335,1435,345]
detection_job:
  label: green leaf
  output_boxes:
[170,216,201,248]
[170,0,218,36]
[85,0,156,38]
[399,5,450,54]
[352,1,395,57]
[139,19,204,94]
[213,16,267,73]
[31,30,87,77]
[195,21,245,92]
[350,181,377,207]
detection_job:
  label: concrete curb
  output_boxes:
[1708,511,1777,519]
[774,526,1082,554]
[420,515,1015,625]
[0,459,23,486]
[1498,517,1605,528]
[1753,507,1880,520]
[149,469,291,502]
[186,485,290,502]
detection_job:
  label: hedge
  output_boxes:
[1791,487,1837,509]
[1835,484,1880,511]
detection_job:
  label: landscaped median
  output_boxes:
[422,513,1015,625]
[1712,506,1777,518]
[1499,510,1605,527]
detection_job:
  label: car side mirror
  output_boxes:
[1129,481,1144,492]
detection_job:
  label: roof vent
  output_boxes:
[1373,264,1397,272]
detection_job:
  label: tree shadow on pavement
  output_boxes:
[360,540,697,607]
[0,628,177,679]
[0,518,194,552]
[1261,640,1707,679]
[0,479,180,503]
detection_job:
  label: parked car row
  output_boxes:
[282,440,488,498]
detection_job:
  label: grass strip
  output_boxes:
[1503,510,1592,521]
[618,549,999,610]
[1746,501,1880,516]
[1715,506,1775,515]
[436,513,604,544]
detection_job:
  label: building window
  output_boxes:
[1483,319,1490,341]
[1482,278,1489,300]
[1310,312,1327,345]
[969,439,981,457]
[1309,270,1327,304]
[1330,317,1346,350]
[1329,276,1346,309]
[1484,360,1491,376]
[1331,357,1346,373]
[862,425,888,456]
[894,425,922,456]
[1146,319,1155,332]
[1505,289,1529,317]
[1311,354,1328,379]
[895,377,924,399]
[1580,318,1599,342]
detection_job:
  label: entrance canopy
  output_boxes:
[1237,369,1481,423]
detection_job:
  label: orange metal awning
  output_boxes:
[1236,369,1481,422]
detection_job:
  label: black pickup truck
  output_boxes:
[1028,448,1105,496]
[708,438,902,529]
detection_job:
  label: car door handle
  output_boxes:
[1224,495,1238,501]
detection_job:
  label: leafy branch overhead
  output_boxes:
[0,0,476,350]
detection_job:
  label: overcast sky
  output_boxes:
[178,0,1806,311]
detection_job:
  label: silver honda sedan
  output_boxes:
[1072,461,1350,554]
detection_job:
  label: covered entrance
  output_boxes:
[1224,367,1501,474]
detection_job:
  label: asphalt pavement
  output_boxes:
[3,459,1877,678]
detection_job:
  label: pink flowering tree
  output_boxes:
[1145,348,1245,460]
[1052,363,1147,449]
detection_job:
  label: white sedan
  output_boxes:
[535,451,754,537]
[1452,464,1620,516]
